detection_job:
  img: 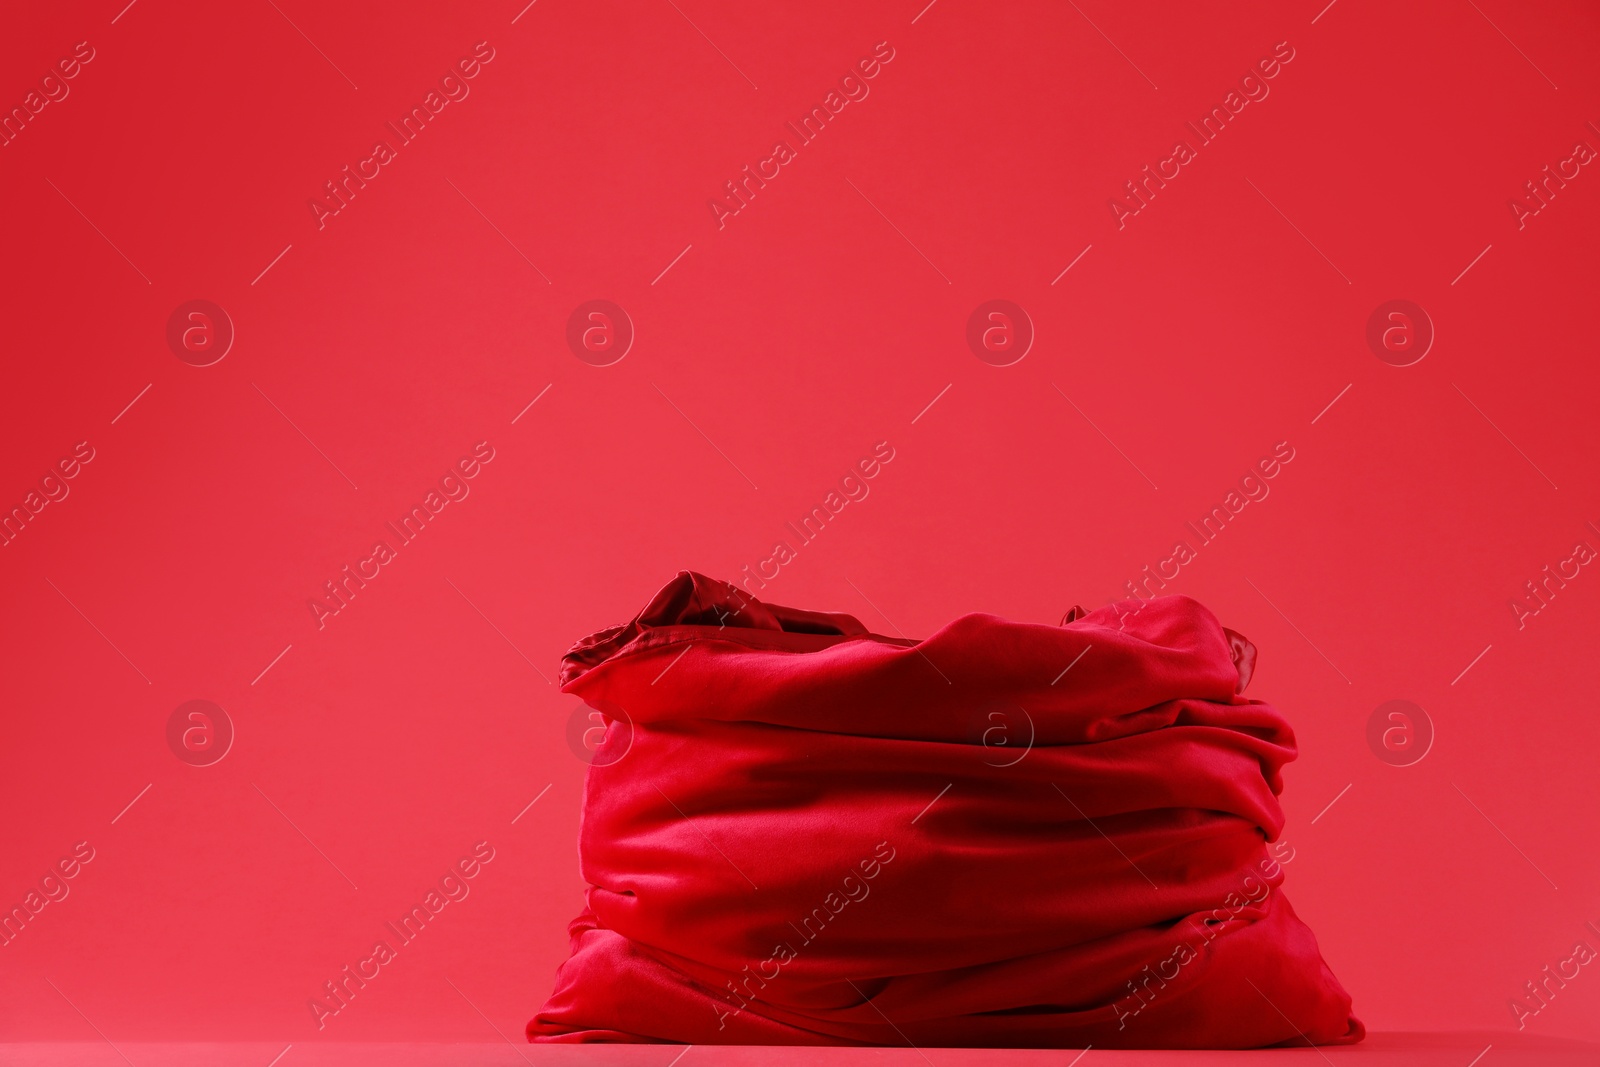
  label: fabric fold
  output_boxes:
[530,571,1362,1048]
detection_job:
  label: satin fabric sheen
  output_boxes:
[529,572,1363,1048]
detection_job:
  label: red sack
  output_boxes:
[529,572,1363,1048]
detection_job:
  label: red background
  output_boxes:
[3,0,1599,1051]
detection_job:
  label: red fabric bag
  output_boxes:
[529,572,1363,1048]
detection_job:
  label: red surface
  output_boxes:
[6,1033,1600,1067]
[2,0,1599,1053]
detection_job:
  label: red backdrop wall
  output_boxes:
[3,0,1599,1048]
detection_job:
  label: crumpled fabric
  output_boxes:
[529,571,1363,1048]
